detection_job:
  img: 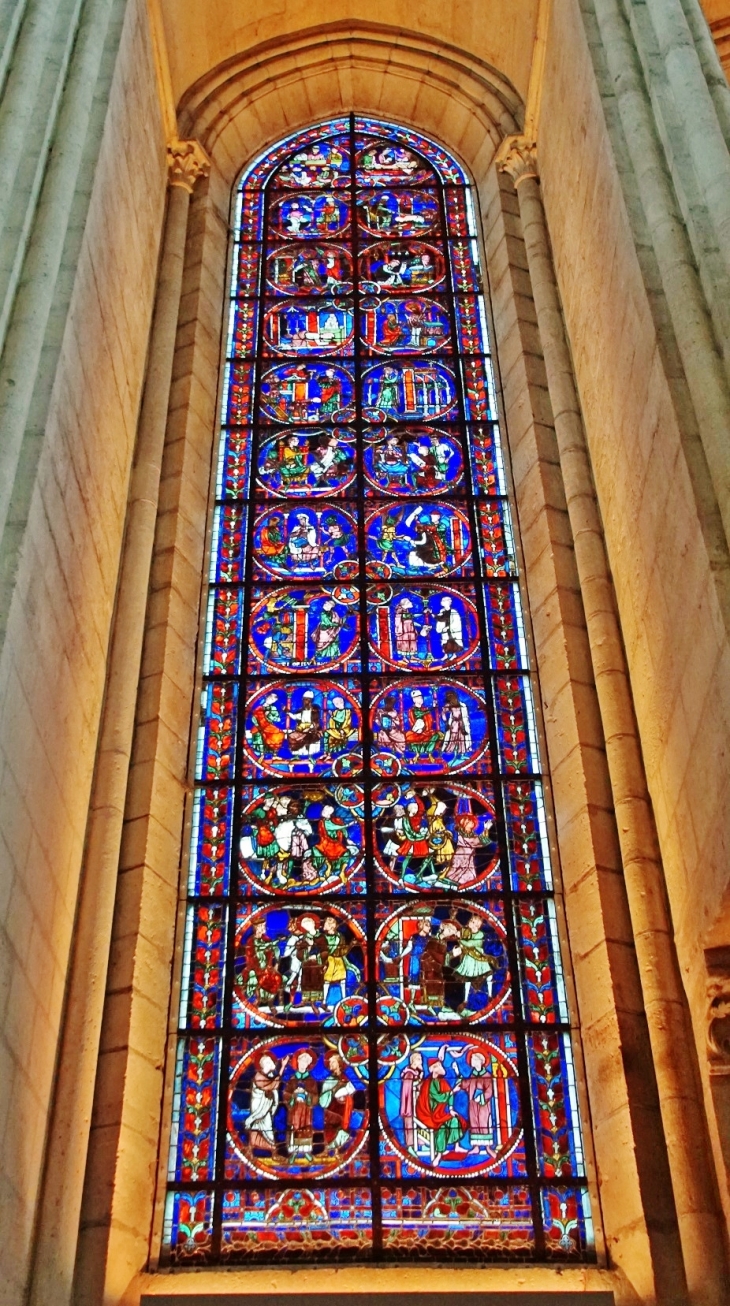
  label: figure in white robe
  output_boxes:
[245,1052,288,1150]
[288,514,320,566]
[434,596,463,658]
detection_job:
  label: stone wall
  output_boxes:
[0,0,167,1298]
[538,0,730,1233]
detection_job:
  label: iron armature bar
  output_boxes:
[501,149,728,1301]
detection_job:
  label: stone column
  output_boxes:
[497,134,728,1306]
[677,0,730,144]
[641,0,730,281]
[26,137,210,1306]
[0,0,27,100]
[589,0,730,573]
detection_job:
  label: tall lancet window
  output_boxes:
[163,117,594,1265]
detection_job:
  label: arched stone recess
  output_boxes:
[66,27,718,1306]
[175,22,523,190]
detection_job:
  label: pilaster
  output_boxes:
[28,139,209,1306]
[497,131,728,1305]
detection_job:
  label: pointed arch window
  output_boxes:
[163,116,593,1265]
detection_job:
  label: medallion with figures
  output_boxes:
[269,192,351,240]
[237,783,366,896]
[371,780,499,894]
[363,427,465,496]
[357,189,440,238]
[251,503,357,581]
[255,429,356,498]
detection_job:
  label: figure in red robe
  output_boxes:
[414,1052,468,1163]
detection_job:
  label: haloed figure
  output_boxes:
[284,1049,318,1160]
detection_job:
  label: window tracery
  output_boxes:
[162,115,593,1265]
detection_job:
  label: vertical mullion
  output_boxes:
[351,113,382,1260]
[438,179,546,1258]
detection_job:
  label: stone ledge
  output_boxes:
[141,1294,615,1306]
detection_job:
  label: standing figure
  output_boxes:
[240,794,281,875]
[450,913,497,1010]
[444,813,493,888]
[441,689,472,759]
[245,1051,289,1152]
[376,365,400,411]
[321,513,352,566]
[283,914,324,1004]
[394,788,434,881]
[244,919,282,1007]
[319,366,343,414]
[375,513,400,566]
[455,1048,495,1149]
[312,599,346,661]
[319,1051,356,1150]
[426,796,455,874]
[272,799,313,885]
[434,595,464,658]
[399,1050,424,1152]
[394,596,418,659]
[316,193,340,233]
[321,914,350,1008]
[312,803,355,882]
[283,1050,319,1160]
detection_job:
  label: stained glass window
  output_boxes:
[163,116,594,1266]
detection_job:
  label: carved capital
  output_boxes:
[496,135,539,187]
[167,138,211,193]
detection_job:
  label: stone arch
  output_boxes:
[175,21,523,190]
